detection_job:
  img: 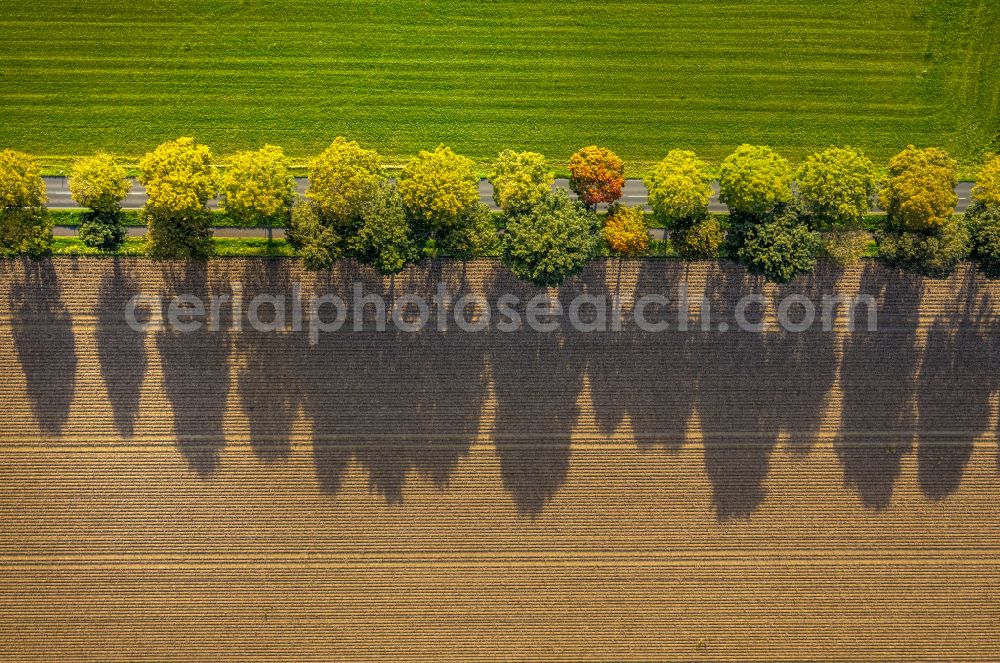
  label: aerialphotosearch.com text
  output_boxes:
[126,282,878,344]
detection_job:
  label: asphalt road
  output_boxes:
[42,176,976,215]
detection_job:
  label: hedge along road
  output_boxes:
[43,177,976,240]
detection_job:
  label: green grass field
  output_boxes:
[1,0,998,174]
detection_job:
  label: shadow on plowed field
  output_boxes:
[585,261,843,520]
[915,269,1000,500]
[157,264,233,477]
[8,259,76,435]
[303,263,489,504]
[5,258,1000,520]
[97,260,146,439]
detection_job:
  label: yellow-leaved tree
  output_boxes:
[398,145,479,229]
[796,145,877,267]
[877,146,967,277]
[879,145,958,232]
[963,155,1000,278]
[645,149,713,228]
[138,137,216,258]
[70,153,132,250]
[289,137,387,269]
[70,153,131,213]
[490,150,553,214]
[0,149,51,257]
[307,137,383,226]
[219,145,296,239]
[398,145,494,257]
[972,154,1000,210]
[718,144,793,219]
[796,146,876,230]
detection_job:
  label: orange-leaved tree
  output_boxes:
[603,204,648,256]
[569,145,625,209]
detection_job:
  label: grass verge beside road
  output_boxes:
[51,237,298,258]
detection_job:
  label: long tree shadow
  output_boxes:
[546,259,841,522]
[157,263,232,477]
[837,263,922,510]
[586,260,698,451]
[761,262,841,457]
[486,267,587,517]
[303,262,383,497]
[694,263,777,520]
[305,261,488,503]
[368,263,488,500]
[9,258,77,435]
[915,270,998,499]
[96,259,147,438]
[236,259,303,462]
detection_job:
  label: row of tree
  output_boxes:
[1,140,999,283]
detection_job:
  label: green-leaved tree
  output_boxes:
[736,211,820,283]
[289,200,341,271]
[503,190,599,285]
[966,202,1000,278]
[348,182,416,274]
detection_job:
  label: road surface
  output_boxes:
[42,176,976,215]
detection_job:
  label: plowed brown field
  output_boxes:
[1,258,998,661]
